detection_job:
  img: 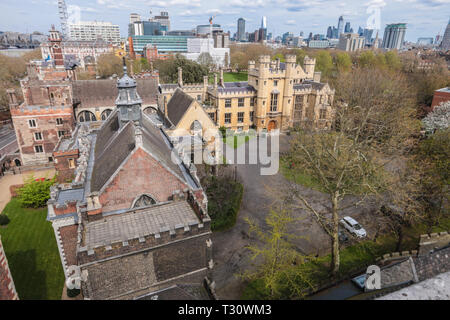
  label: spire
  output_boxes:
[116,58,142,128]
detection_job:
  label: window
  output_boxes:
[78,111,96,122]
[68,158,75,169]
[225,99,232,108]
[256,80,258,85]
[28,119,37,128]
[58,130,65,138]
[56,118,63,125]
[274,80,278,86]
[224,113,231,124]
[250,111,254,123]
[34,145,43,153]
[101,109,112,121]
[237,112,244,123]
[34,132,43,141]
[294,95,303,110]
[250,98,255,106]
[208,113,215,121]
[238,98,245,107]
[133,194,156,208]
[270,94,278,112]
[48,157,53,162]
[197,95,201,101]
[319,109,327,120]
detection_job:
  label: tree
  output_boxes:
[286,67,418,274]
[243,206,316,299]
[384,51,402,71]
[358,51,376,68]
[96,53,123,78]
[335,52,352,73]
[17,176,56,208]
[197,52,215,70]
[422,101,450,134]
[154,55,209,84]
[315,51,333,79]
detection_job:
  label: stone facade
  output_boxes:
[159,55,335,132]
[0,236,19,300]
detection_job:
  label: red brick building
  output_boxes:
[47,66,213,300]
[431,87,450,110]
[0,236,19,300]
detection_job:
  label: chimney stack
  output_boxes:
[219,68,224,87]
[214,73,218,90]
[178,67,183,87]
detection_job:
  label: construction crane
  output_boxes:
[209,16,215,38]
[58,0,69,39]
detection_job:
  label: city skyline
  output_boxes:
[0,0,448,42]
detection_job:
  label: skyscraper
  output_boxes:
[337,16,344,36]
[261,16,267,29]
[344,22,351,33]
[327,26,333,39]
[382,23,407,50]
[237,18,245,41]
[440,18,450,51]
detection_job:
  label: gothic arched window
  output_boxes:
[132,194,156,208]
[78,110,96,122]
[101,109,112,121]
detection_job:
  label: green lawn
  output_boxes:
[223,72,248,82]
[0,198,64,300]
[280,157,325,192]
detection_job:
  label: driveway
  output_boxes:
[0,169,55,212]
[211,134,378,299]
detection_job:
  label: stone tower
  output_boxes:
[282,54,297,129]
[303,56,316,80]
[256,55,271,128]
[116,59,143,128]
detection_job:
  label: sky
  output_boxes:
[0,0,449,42]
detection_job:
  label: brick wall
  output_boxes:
[0,237,19,300]
[54,149,79,183]
[11,106,74,166]
[99,148,189,213]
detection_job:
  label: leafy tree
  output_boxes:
[96,53,123,78]
[243,206,316,299]
[384,51,402,71]
[17,176,56,208]
[358,51,375,68]
[154,55,209,84]
[315,51,333,78]
[335,52,352,73]
[272,53,285,62]
[422,101,450,134]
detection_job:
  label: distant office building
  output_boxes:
[337,16,344,36]
[261,16,267,29]
[213,32,230,48]
[151,11,170,32]
[327,26,333,39]
[344,22,351,33]
[167,30,196,36]
[440,18,450,51]
[128,35,193,57]
[382,23,407,50]
[237,18,245,41]
[338,33,365,51]
[69,21,120,46]
[129,13,141,24]
[293,36,303,47]
[308,39,330,49]
[129,21,162,36]
[196,24,222,36]
[362,28,374,44]
[417,37,434,46]
[182,37,230,67]
[282,32,294,44]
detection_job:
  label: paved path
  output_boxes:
[0,169,55,212]
[211,134,377,299]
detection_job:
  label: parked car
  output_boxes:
[339,216,367,238]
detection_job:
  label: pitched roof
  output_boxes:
[90,115,136,192]
[72,78,158,108]
[166,88,194,127]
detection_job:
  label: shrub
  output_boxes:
[0,214,10,226]
[17,176,56,208]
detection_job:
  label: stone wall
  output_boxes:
[419,231,450,256]
[0,237,19,300]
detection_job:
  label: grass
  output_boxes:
[224,72,248,82]
[241,216,450,299]
[223,131,257,149]
[280,156,325,192]
[0,198,64,300]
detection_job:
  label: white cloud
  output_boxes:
[285,20,296,25]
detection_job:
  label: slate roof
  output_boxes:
[72,78,158,108]
[137,284,211,300]
[217,81,256,94]
[166,88,194,127]
[303,80,327,91]
[90,116,136,192]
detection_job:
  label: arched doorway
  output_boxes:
[78,110,97,122]
[14,159,21,167]
[267,120,277,132]
[101,109,113,121]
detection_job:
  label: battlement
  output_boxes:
[77,213,211,264]
[419,231,450,255]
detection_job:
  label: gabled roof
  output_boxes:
[166,88,194,127]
